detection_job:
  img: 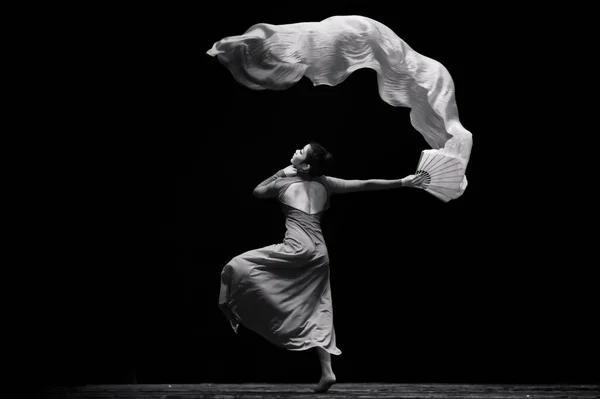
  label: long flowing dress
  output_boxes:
[219,175,341,355]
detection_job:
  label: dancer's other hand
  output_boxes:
[283,165,297,177]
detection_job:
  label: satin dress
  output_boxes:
[218,175,341,355]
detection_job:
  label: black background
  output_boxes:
[35,4,597,389]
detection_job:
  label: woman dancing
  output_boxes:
[218,142,426,393]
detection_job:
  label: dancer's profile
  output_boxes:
[218,142,426,393]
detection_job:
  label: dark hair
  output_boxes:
[306,142,334,177]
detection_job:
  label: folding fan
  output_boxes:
[415,150,467,202]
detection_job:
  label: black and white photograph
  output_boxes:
[37,3,598,399]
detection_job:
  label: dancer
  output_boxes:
[218,142,426,393]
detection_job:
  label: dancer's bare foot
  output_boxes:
[314,373,336,393]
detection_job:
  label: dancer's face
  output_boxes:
[290,144,311,168]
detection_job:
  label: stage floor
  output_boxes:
[42,383,600,399]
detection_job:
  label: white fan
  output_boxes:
[415,150,467,202]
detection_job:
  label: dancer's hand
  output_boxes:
[283,165,297,177]
[401,172,427,188]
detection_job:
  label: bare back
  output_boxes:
[280,181,328,215]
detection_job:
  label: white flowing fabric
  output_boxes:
[207,15,473,200]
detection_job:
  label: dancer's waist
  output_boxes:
[284,224,326,246]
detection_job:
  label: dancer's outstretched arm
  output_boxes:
[324,173,426,194]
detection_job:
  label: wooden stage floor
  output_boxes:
[42,383,600,399]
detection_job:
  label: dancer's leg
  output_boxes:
[314,347,336,393]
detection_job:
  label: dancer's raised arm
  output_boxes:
[323,173,426,194]
[253,166,297,198]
